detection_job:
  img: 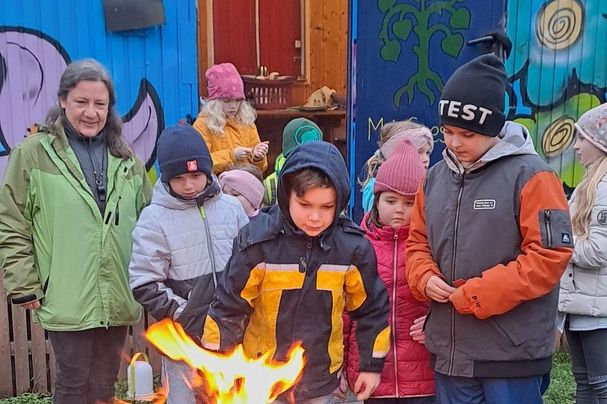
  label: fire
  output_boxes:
[145,319,306,403]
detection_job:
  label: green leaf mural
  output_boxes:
[380,40,401,62]
[393,19,413,40]
[379,0,397,13]
[449,8,471,29]
[441,33,464,58]
[378,0,471,106]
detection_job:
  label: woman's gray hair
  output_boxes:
[46,59,132,159]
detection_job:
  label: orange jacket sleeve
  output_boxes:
[449,171,573,319]
[406,181,444,302]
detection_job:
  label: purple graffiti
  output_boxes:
[0,27,163,178]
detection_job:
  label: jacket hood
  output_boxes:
[151,174,221,209]
[444,121,538,173]
[277,141,350,226]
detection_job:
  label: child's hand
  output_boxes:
[20,300,41,310]
[233,146,252,160]
[332,371,348,400]
[252,141,269,160]
[425,275,456,303]
[353,372,381,400]
[409,315,426,345]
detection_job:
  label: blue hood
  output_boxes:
[277,141,350,224]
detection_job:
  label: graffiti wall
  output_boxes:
[348,0,506,218]
[0,0,198,181]
[506,0,607,188]
[349,0,607,219]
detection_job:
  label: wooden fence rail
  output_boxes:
[0,277,162,398]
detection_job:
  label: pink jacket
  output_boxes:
[344,215,434,398]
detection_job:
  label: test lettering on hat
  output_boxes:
[439,100,493,125]
[187,160,198,172]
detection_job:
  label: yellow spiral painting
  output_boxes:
[542,117,576,157]
[536,0,583,50]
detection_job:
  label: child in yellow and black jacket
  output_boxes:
[202,141,390,402]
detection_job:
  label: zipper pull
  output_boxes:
[114,196,121,226]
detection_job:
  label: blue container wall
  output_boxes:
[0,0,198,180]
[349,0,506,219]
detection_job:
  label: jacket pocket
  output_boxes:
[539,209,573,248]
[492,316,527,347]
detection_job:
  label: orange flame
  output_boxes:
[145,319,306,403]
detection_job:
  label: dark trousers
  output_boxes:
[366,396,436,404]
[434,372,543,404]
[48,326,127,404]
[566,328,607,404]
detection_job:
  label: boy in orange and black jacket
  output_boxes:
[202,141,390,402]
[406,54,573,403]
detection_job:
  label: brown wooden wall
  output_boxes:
[197,0,348,106]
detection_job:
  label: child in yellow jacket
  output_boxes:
[194,62,268,175]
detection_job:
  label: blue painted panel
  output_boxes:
[0,0,198,179]
[349,0,506,219]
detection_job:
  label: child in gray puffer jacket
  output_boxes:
[129,124,248,404]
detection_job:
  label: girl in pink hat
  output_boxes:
[345,141,435,403]
[193,63,269,175]
[360,120,434,213]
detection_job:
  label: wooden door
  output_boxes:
[258,0,302,76]
[211,0,302,77]
[212,0,257,75]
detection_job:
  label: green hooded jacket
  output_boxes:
[0,120,151,331]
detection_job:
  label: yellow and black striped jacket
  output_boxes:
[203,141,390,400]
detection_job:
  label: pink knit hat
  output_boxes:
[380,126,433,159]
[206,63,245,100]
[219,170,264,213]
[374,141,425,196]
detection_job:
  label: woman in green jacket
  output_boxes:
[0,59,151,404]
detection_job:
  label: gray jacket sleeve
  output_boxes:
[129,208,187,320]
[572,180,607,269]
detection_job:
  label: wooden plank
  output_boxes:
[47,339,56,395]
[197,0,210,97]
[322,0,341,90]
[132,316,146,356]
[0,286,15,395]
[308,0,325,95]
[11,304,31,394]
[30,320,49,393]
[117,325,134,380]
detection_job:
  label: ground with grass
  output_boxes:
[0,352,576,404]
